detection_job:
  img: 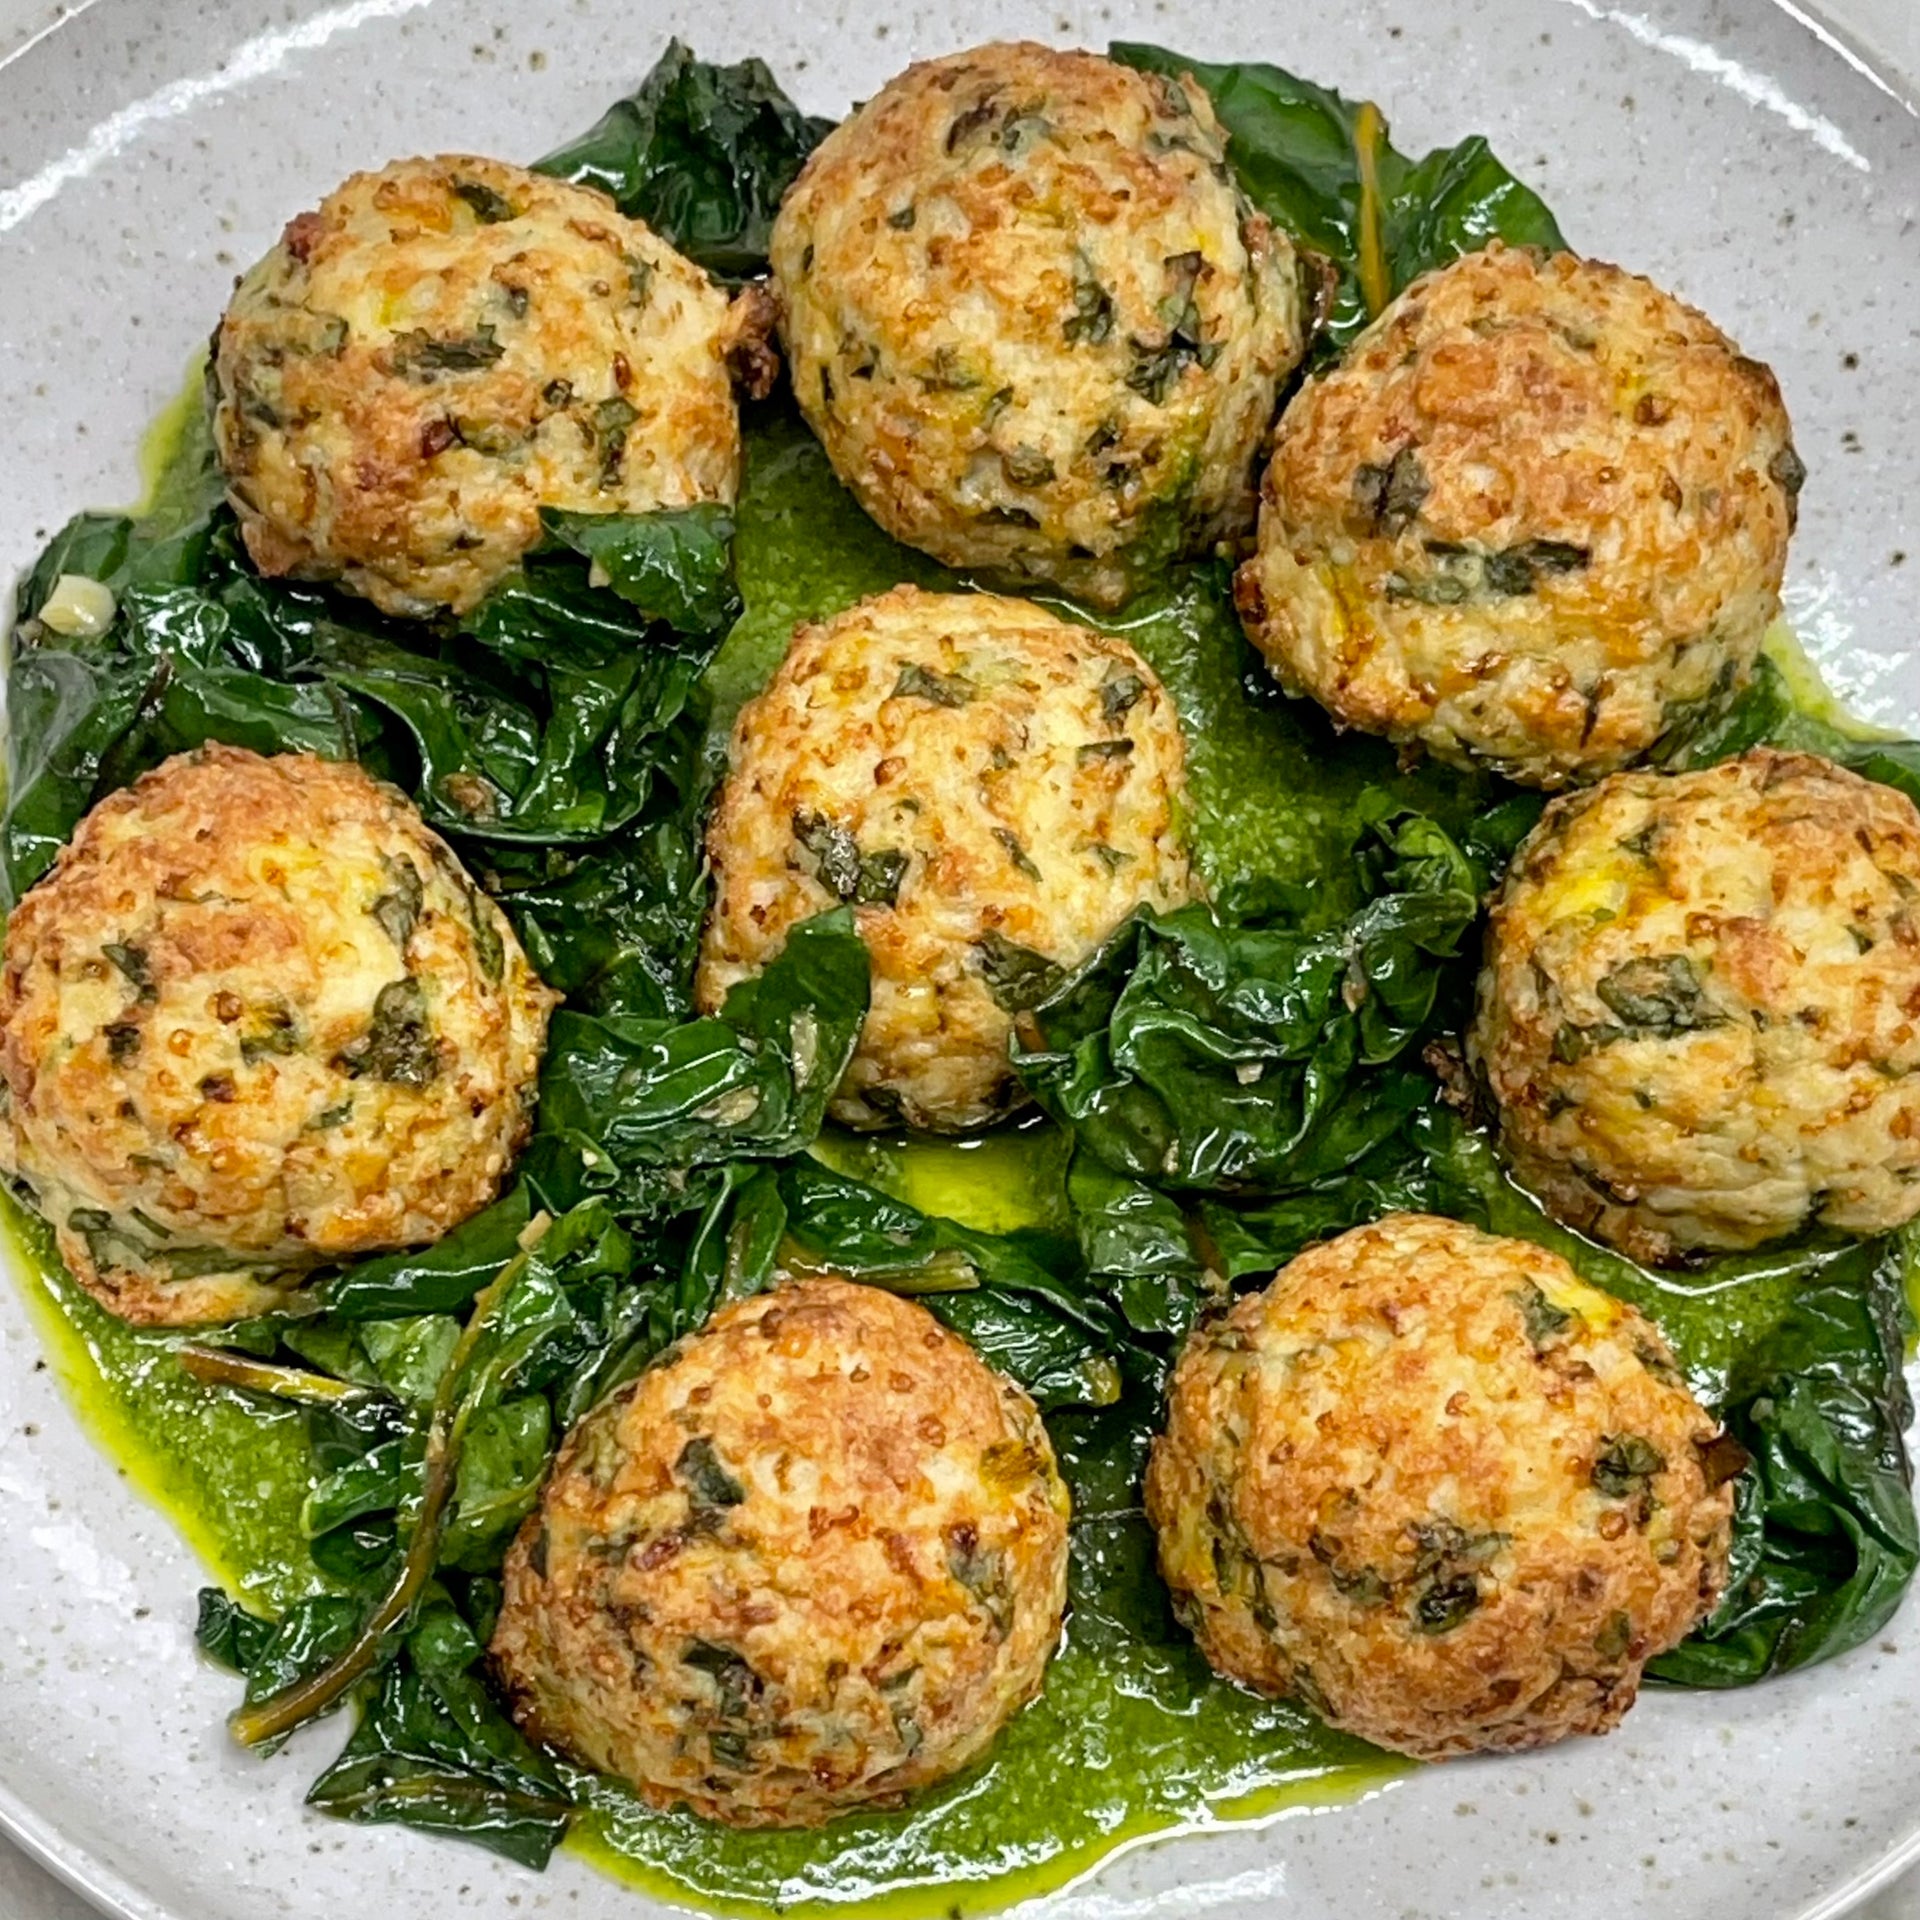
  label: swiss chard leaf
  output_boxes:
[325,1187,534,1321]
[490,816,710,1021]
[1647,1238,1919,1686]
[1013,809,1477,1193]
[2,493,720,899]
[304,1591,574,1869]
[528,908,869,1203]
[534,39,831,280]
[1660,650,1920,816]
[538,505,740,637]
[203,1198,652,1760]
[1113,44,1566,351]
[1067,1154,1212,1342]
[777,1160,1125,1408]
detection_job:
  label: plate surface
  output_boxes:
[2,1,1919,1916]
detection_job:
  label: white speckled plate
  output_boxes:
[2,2,1919,1917]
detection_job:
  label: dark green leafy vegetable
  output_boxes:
[488,814,709,1022]
[526,908,869,1211]
[538,504,740,636]
[1114,44,1566,351]
[304,1593,573,1869]
[1659,649,1920,815]
[2,449,733,902]
[535,39,831,280]
[326,1187,535,1321]
[1013,809,1478,1192]
[776,1162,1125,1408]
[1647,1238,1919,1686]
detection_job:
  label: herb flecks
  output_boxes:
[595,396,639,487]
[389,325,505,379]
[370,856,425,956]
[333,978,441,1088]
[946,1523,1014,1638]
[1592,1433,1666,1499]
[793,810,911,909]
[1595,955,1720,1035]
[973,933,1063,1013]
[1064,251,1116,346]
[1512,1280,1574,1353]
[1386,536,1590,604]
[104,942,158,1004]
[892,662,974,708]
[1352,447,1428,536]
[452,178,517,223]
[1125,251,1218,404]
[994,828,1042,881]
[676,1435,746,1516]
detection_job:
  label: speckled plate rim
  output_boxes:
[2,1,1920,1916]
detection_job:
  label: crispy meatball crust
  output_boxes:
[212,155,773,617]
[0,747,556,1325]
[1146,1215,1733,1760]
[1470,748,1920,1261]
[1235,243,1802,788]
[491,1275,1069,1826]
[694,586,1194,1131]
[770,43,1309,607]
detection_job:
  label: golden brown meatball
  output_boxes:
[694,586,1194,1131]
[1470,748,1920,1261]
[1235,243,1802,787]
[770,43,1309,607]
[490,1275,1069,1826]
[0,747,556,1324]
[212,154,773,617]
[1146,1214,1734,1759]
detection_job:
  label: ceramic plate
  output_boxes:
[3,1,1920,1915]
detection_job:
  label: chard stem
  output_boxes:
[228,1228,545,1749]
[1353,101,1392,320]
[178,1346,371,1406]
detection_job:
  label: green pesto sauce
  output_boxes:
[4,390,1901,1914]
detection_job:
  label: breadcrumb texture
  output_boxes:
[492,1275,1069,1826]
[0,747,556,1324]
[695,585,1194,1131]
[1471,747,1920,1260]
[771,42,1308,606]
[213,154,770,615]
[1236,243,1801,787]
[1146,1214,1733,1759]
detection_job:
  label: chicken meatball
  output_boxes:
[212,154,774,617]
[1235,243,1803,787]
[1470,748,1920,1261]
[1146,1214,1735,1760]
[491,1275,1069,1826]
[695,586,1193,1131]
[770,43,1310,607]
[0,747,556,1325]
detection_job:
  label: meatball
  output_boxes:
[1146,1214,1734,1760]
[1470,748,1920,1261]
[1235,243,1802,788]
[212,154,774,617]
[695,586,1194,1131]
[491,1275,1069,1826]
[769,43,1309,607]
[0,747,556,1325]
